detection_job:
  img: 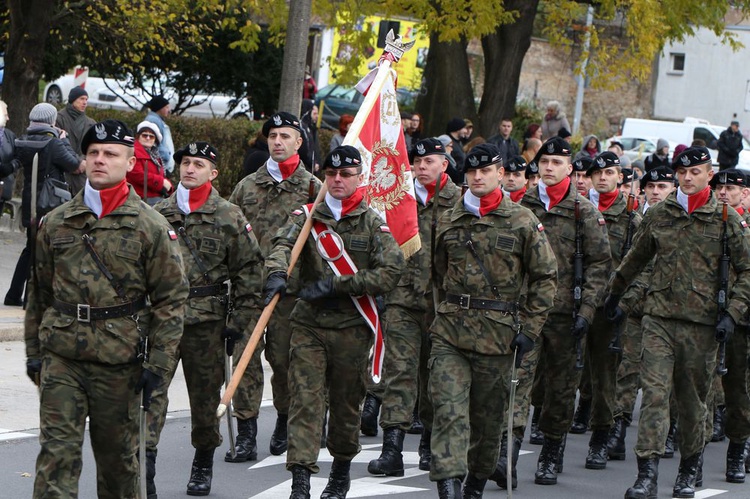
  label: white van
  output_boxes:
[621,117,750,170]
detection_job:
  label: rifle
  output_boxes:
[609,171,639,354]
[573,189,584,371]
[716,202,730,376]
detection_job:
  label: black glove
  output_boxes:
[571,315,590,339]
[222,328,243,356]
[26,358,42,385]
[716,314,736,344]
[263,271,288,306]
[604,294,622,321]
[510,332,534,368]
[298,277,336,302]
[135,369,162,411]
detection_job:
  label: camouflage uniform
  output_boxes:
[229,163,321,421]
[265,199,404,473]
[25,187,188,498]
[609,191,750,462]
[429,194,557,481]
[148,187,263,451]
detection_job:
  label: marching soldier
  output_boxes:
[501,155,528,202]
[429,143,557,498]
[525,160,540,190]
[25,119,188,497]
[572,156,593,197]
[148,142,263,496]
[520,137,612,486]
[367,138,461,477]
[229,112,322,459]
[606,147,750,499]
[263,145,404,499]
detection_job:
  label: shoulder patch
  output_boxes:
[742,220,748,229]
[597,217,606,226]
[292,209,303,216]
[380,225,391,233]
[536,222,544,232]
[168,229,178,240]
[245,222,253,233]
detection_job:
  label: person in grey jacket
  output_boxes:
[55,87,94,194]
[145,95,175,176]
[541,101,571,140]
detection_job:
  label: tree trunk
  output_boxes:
[478,0,539,138]
[5,0,56,136]
[416,33,477,138]
[277,0,312,117]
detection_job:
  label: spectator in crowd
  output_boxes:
[462,118,474,145]
[401,112,414,150]
[300,99,321,174]
[407,113,423,143]
[437,134,459,179]
[644,138,670,170]
[126,121,172,206]
[524,123,543,141]
[522,137,542,165]
[445,117,467,183]
[303,66,317,100]
[146,95,175,176]
[541,100,571,140]
[329,114,354,153]
[0,100,19,205]
[487,117,520,166]
[557,127,572,140]
[575,135,601,161]
[607,140,624,157]
[718,120,744,170]
[462,136,486,153]
[241,130,270,180]
[55,87,94,195]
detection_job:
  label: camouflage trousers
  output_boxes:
[379,304,433,432]
[537,313,587,440]
[149,320,228,451]
[286,320,372,473]
[429,335,513,481]
[708,325,750,442]
[586,308,620,430]
[510,333,543,439]
[35,351,140,498]
[635,315,716,459]
[232,322,266,421]
[263,295,296,415]
[614,316,643,419]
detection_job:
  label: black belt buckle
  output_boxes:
[77,304,91,323]
[459,294,471,310]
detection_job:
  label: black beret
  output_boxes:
[174,141,219,165]
[525,160,539,179]
[557,127,572,139]
[147,95,170,112]
[572,156,593,173]
[446,117,466,134]
[324,145,361,169]
[619,168,635,185]
[506,155,527,173]
[465,143,502,170]
[81,119,135,153]
[711,168,747,188]
[586,151,621,175]
[640,166,675,189]
[262,112,302,136]
[672,146,712,169]
[412,138,445,158]
[538,136,572,159]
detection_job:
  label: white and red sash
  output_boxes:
[302,204,384,383]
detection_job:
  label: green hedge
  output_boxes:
[85,108,261,197]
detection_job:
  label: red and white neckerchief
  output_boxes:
[414,173,448,206]
[676,186,711,214]
[266,154,300,183]
[509,186,527,203]
[325,188,365,221]
[83,179,130,218]
[463,188,503,217]
[176,181,212,214]
[588,188,619,212]
[303,203,386,382]
[538,176,571,211]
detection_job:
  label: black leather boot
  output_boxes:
[407,405,424,435]
[570,398,591,434]
[534,436,562,485]
[462,473,487,498]
[321,459,351,499]
[586,429,609,470]
[624,456,659,499]
[607,415,628,460]
[186,448,214,496]
[673,452,701,498]
[727,440,747,483]
[368,427,405,476]
[529,406,544,445]
[712,405,726,442]
[225,417,258,462]
[555,433,567,473]
[270,413,288,456]
[360,393,381,437]
[418,429,431,471]
[437,477,462,499]
[146,449,157,499]
[491,433,521,489]
[289,465,311,499]
[696,447,704,487]
[662,420,676,458]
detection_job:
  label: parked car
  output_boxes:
[315,83,419,130]
[43,72,252,119]
[603,135,678,164]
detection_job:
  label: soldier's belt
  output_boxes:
[188,283,229,298]
[445,293,518,313]
[53,296,148,323]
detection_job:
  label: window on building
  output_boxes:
[669,53,685,74]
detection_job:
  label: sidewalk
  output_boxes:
[0,216,273,437]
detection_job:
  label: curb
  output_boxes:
[0,326,23,342]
